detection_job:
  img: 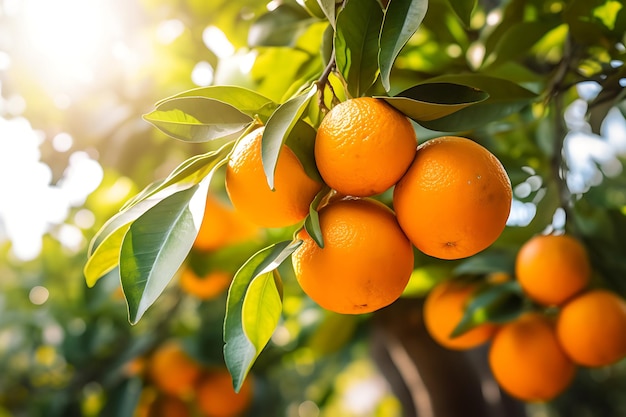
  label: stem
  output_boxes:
[315,53,338,114]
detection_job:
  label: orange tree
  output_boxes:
[84,0,626,415]
[7,0,623,416]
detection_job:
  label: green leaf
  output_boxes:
[446,0,476,27]
[241,271,283,352]
[415,74,538,131]
[224,240,302,392]
[97,377,143,417]
[483,20,562,69]
[121,184,209,324]
[262,85,317,190]
[317,0,337,28]
[335,0,383,97]
[284,120,323,183]
[88,144,231,257]
[248,3,313,47]
[303,188,328,248]
[143,97,253,142]
[84,224,130,287]
[156,86,278,122]
[453,247,517,276]
[379,0,428,91]
[451,281,525,337]
[379,83,489,122]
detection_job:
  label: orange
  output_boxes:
[225,127,322,228]
[194,194,260,252]
[292,198,414,314]
[195,369,253,417]
[193,195,237,251]
[423,280,498,350]
[315,97,417,197]
[179,269,232,300]
[556,289,626,367]
[515,234,591,306]
[489,313,576,402]
[393,136,512,260]
[148,341,201,399]
[148,395,190,417]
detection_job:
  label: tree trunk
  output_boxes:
[371,298,526,417]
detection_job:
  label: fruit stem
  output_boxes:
[315,53,339,114]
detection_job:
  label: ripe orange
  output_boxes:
[315,97,417,197]
[423,280,498,350]
[515,234,591,306]
[292,198,414,314]
[195,369,253,417]
[556,289,626,367]
[194,195,259,252]
[150,395,190,417]
[225,127,322,228]
[148,341,201,399]
[489,313,576,402]
[179,269,232,300]
[393,136,512,260]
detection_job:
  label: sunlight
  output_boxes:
[16,0,123,92]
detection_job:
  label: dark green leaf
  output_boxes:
[248,3,313,47]
[379,83,488,121]
[483,20,562,69]
[446,0,476,27]
[303,188,328,248]
[121,184,208,324]
[156,86,278,122]
[97,377,143,417]
[451,281,525,337]
[224,240,302,392]
[335,0,383,97]
[453,247,517,276]
[379,0,428,91]
[284,120,323,183]
[143,97,252,142]
[262,85,317,190]
[416,74,538,131]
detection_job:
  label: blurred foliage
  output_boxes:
[1,0,626,416]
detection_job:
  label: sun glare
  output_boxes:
[17,0,122,91]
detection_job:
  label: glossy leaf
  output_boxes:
[284,120,323,183]
[303,188,328,248]
[121,184,208,324]
[156,86,278,122]
[379,83,489,122]
[143,97,252,142]
[451,281,525,337]
[262,85,317,190]
[241,271,283,353]
[248,3,313,47]
[416,74,538,131]
[335,0,383,97]
[84,224,130,287]
[224,240,302,392]
[446,0,476,27]
[88,144,231,256]
[379,0,428,91]
[317,0,337,28]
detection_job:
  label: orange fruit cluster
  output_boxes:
[133,341,253,417]
[490,234,626,402]
[223,97,513,314]
[422,234,626,403]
